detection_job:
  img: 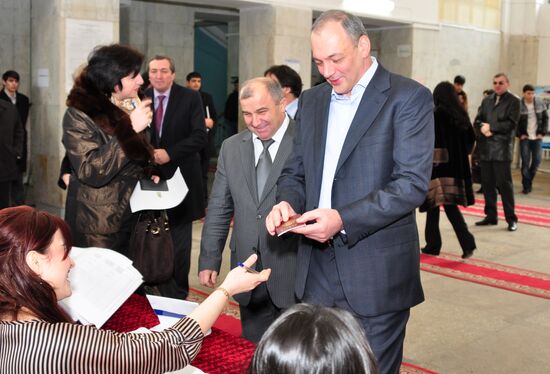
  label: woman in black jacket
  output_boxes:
[420,81,477,259]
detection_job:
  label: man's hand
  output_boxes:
[291,208,344,243]
[154,149,171,165]
[266,201,297,235]
[205,118,214,129]
[520,135,528,140]
[481,123,493,137]
[62,173,71,188]
[536,134,544,140]
[199,269,219,288]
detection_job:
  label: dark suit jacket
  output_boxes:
[277,64,434,317]
[146,83,207,223]
[0,100,24,182]
[0,90,30,171]
[199,120,298,307]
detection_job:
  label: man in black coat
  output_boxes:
[474,73,520,232]
[186,71,218,202]
[147,56,207,299]
[1,70,31,205]
[0,100,24,208]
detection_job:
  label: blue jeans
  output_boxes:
[520,139,542,191]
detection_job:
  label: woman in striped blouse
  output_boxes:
[0,206,270,373]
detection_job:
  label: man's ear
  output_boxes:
[25,251,42,275]
[358,35,371,58]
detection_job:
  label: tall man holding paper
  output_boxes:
[186,71,218,202]
[265,10,434,373]
[147,56,207,300]
[199,78,298,342]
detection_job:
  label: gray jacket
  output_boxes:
[199,120,298,308]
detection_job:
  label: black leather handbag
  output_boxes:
[129,210,174,284]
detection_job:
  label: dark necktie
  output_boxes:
[256,138,275,199]
[155,95,166,138]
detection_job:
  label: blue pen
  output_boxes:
[154,309,185,318]
[238,262,260,274]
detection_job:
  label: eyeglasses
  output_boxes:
[493,81,506,85]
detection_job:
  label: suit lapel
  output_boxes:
[160,85,179,146]
[239,131,259,204]
[311,85,332,203]
[259,119,295,204]
[335,66,390,174]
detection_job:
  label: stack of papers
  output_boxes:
[130,167,188,212]
[59,247,143,328]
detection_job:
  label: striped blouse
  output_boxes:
[0,316,204,373]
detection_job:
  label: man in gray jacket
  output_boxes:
[474,73,520,231]
[517,84,548,194]
[198,77,297,342]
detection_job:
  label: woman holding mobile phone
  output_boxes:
[62,44,154,256]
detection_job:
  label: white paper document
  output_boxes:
[59,246,143,328]
[130,167,188,213]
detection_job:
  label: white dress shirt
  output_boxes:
[318,57,379,209]
[253,114,290,166]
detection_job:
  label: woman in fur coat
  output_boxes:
[62,44,153,255]
[420,81,477,259]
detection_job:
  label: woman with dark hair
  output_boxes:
[420,81,477,259]
[249,304,378,374]
[62,44,153,254]
[0,205,270,373]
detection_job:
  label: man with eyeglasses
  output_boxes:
[474,73,520,231]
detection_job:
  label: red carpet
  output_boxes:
[421,252,550,299]
[188,288,437,374]
[460,198,550,228]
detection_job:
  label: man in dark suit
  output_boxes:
[147,56,207,299]
[0,100,24,209]
[1,70,31,205]
[199,77,297,343]
[186,71,218,203]
[266,10,434,373]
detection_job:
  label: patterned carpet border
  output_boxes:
[460,199,550,228]
[420,253,550,300]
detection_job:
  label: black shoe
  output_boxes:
[421,246,440,256]
[475,218,498,226]
[507,222,518,232]
[461,248,475,259]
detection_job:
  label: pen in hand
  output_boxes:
[238,262,260,274]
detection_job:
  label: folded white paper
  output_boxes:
[59,246,143,328]
[130,167,188,212]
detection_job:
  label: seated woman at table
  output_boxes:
[249,303,378,374]
[0,205,270,374]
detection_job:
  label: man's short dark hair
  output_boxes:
[186,71,202,81]
[454,75,465,85]
[522,84,535,93]
[148,55,175,73]
[2,70,20,82]
[264,65,303,98]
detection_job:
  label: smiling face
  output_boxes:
[114,72,143,99]
[311,20,371,96]
[149,59,175,93]
[35,230,75,301]
[240,82,286,140]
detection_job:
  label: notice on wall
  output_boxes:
[36,68,49,88]
[65,19,114,93]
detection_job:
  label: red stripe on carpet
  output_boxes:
[401,362,439,374]
[459,205,550,228]
[420,253,550,299]
[475,198,550,214]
